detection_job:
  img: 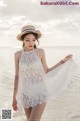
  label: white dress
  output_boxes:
[16,48,77,112]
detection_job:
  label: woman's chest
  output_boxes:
[19,53,43,71]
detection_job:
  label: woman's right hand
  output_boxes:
[60,54,73,64]
[12,98,18,111]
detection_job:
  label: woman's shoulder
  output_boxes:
[37,48,44,52]
[37,48,45,56]
[14,49,22,59]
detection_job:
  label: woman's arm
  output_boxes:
[41,49,73,73]
[13,51,20,99]
[47,61,63,72]
[47,54,73,72]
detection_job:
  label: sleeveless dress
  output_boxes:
[16,48,77,112]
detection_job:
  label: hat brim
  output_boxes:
[17,31,42,41]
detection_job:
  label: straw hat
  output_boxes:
[17,25,42,41]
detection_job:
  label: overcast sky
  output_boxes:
[0,0,80,47]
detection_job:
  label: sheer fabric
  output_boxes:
[16,48,77,112]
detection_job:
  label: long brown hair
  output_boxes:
[21,32,39,49]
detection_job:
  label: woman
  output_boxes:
[12,25,74,121]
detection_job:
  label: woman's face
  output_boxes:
[23,33,36,50]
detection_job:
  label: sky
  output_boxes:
[0,0,80,47]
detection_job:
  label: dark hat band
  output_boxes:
[22,29,36,33]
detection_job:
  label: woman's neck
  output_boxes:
[23,47,34,52]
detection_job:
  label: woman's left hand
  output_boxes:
[60,54,73,64]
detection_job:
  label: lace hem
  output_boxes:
[21,94,48,108]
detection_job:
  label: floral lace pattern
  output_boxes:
[18,49,48,108]
[24,69,43,84]
[21,93,48,108]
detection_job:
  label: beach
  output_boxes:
[0,46,80,121]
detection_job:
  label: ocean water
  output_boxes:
[0,46,80,121]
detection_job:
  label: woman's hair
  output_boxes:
[21,32,39,49]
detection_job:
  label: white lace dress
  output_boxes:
[16,48,77,111]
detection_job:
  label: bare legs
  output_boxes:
[24,102,47,121]
[24,107,32,121]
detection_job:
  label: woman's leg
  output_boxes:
[29,102,47,121]
[24,107,32,121]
